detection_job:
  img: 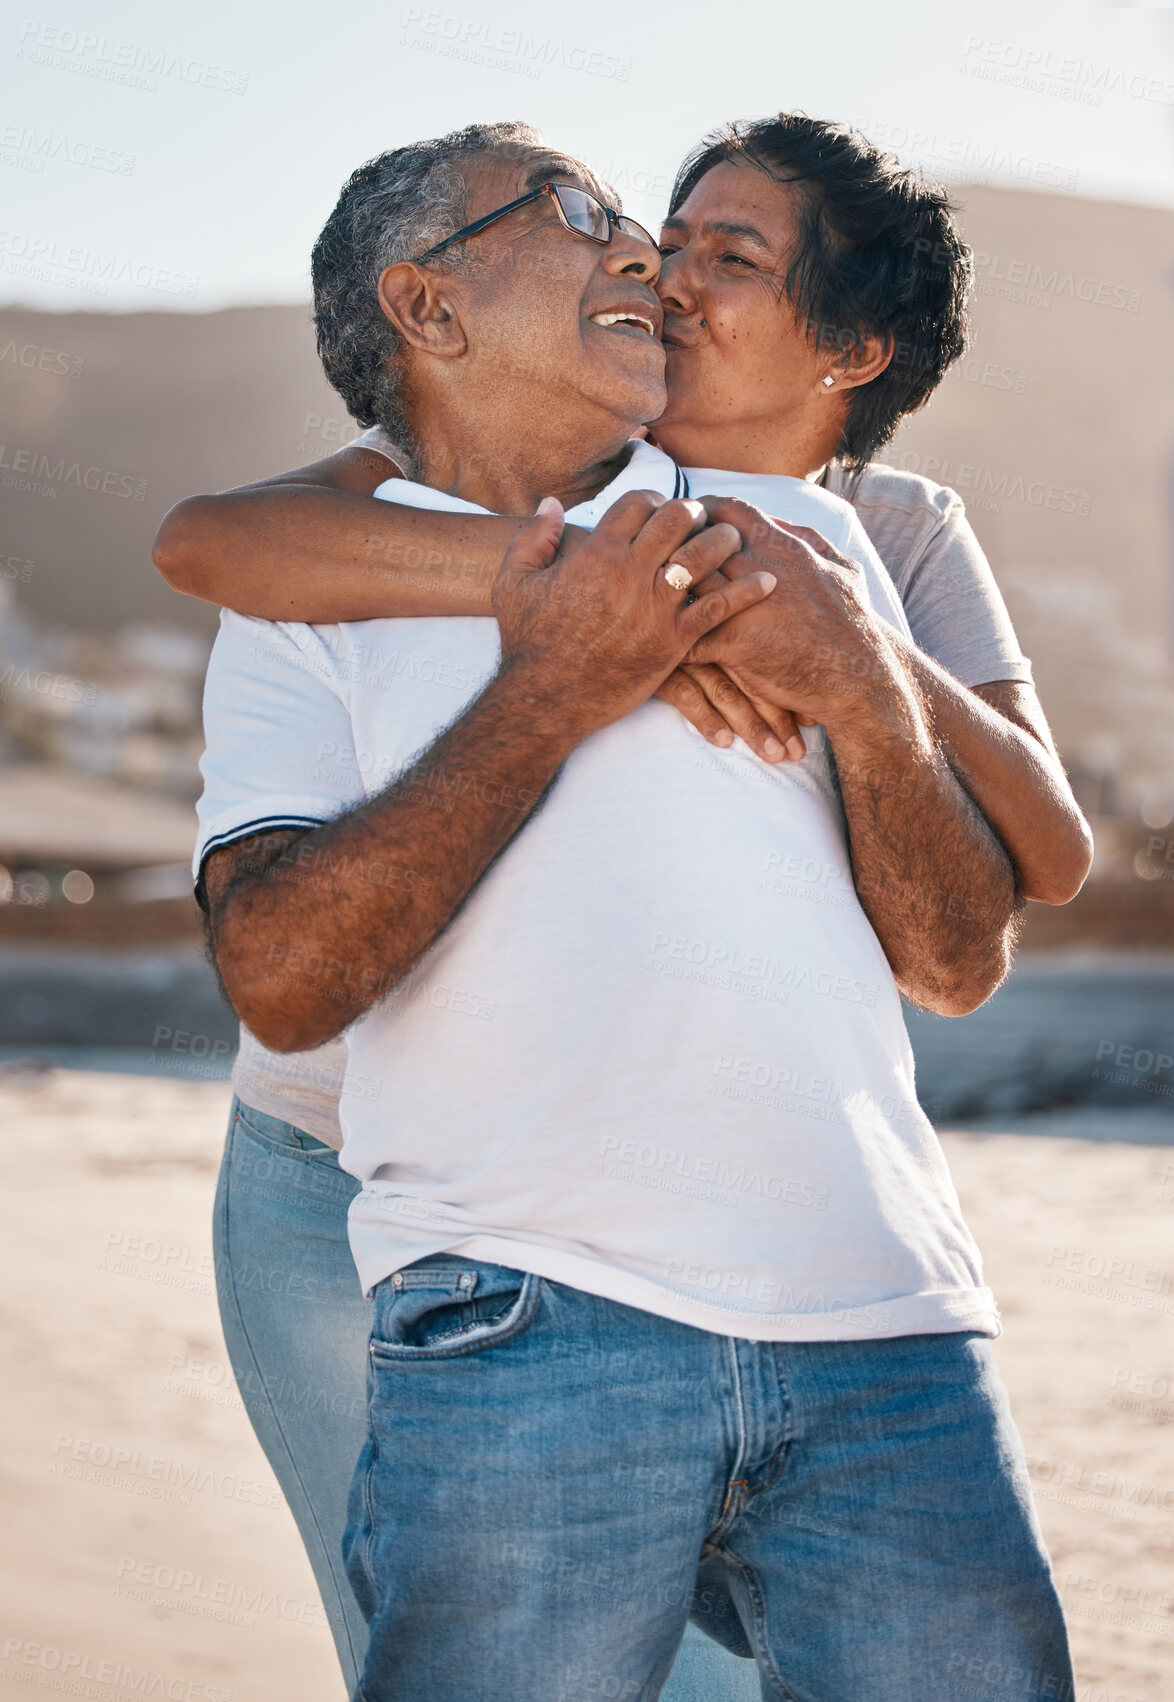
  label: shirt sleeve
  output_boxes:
[900,498,1034,688]
[193,610,363,895]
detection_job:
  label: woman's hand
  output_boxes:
[655,662,806,763]
[653,556,807,762]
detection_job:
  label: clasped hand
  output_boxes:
[656,495,883,757]
[492,490,881,755]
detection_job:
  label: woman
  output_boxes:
[157,115,1090,1698]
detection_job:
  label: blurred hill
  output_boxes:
[883,183,1174,824]
[0,302,343,638]
[1,183,1172,814]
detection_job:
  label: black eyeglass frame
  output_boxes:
[412,181,656,263]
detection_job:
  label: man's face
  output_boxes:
[653,161,826,446]
[437,148,666,430]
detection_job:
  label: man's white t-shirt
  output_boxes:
[228,453,1034,1142]
[197,440,998,1342]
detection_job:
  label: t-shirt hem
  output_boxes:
[959,658,1034,688]
[351,1230,1001,1343]
[233,1080,344,1149]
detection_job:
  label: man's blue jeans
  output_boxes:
[213,1100,755,1699]
[345,1254,1073,1702]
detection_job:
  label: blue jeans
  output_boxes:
[345,1254,1073,1702]
[213,1100,754,1700]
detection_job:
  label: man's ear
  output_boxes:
[830,333,893,392]
[377,262,468,359]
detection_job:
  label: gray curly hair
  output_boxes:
[311,121,547,469]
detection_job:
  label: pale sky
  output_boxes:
[2,0,1172,312]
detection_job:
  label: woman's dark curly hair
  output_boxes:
[669,114,972,467]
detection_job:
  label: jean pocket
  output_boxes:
[369,1261,541,1361]
[233,1100,339,1163]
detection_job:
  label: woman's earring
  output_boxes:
[821,375,835,389]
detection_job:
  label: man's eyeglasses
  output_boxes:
[413,182,657,263]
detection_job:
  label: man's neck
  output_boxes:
[651,411,841,481]
[411,401,641,515]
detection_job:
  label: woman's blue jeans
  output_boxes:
[212,1098,757,1699]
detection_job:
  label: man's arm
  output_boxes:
[205,669,583,1051]
[689,501,1020,1017]
[203,496,775,1052]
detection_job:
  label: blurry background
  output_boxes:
[1,3,1172,1700]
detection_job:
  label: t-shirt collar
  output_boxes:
[371,438,686,524]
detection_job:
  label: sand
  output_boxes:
[0,1070,1169,1702]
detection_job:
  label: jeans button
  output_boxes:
[392,1272,404,1289]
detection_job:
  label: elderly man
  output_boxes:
[193,123,1070,1702]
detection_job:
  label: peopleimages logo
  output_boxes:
[0,123,135,175]
[880,450,1092,518]
[858,119,1077,191]
[15,21,249,94]
[50,1431,281,1511]
[0,336,84,377]
[971,250,1141,314]
[0,1639,231,1700]
[0,443,146,499]
[398,8,632,80]
[114,1555,328,1629]
[0,663,98,705]
[0,230,198,299]
[959,35,1174,107]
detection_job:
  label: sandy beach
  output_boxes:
[0,1068,1169,1702]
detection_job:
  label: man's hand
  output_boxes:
[492,490,778,740]
[534,494,800,762]
[204,491,775,1054]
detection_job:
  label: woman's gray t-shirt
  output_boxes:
[821,460,1033,688]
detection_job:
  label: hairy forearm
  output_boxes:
[826,643,1020,1016]
[882,626,1092,905]
[210,669,576,1050]
[155,485,515,620]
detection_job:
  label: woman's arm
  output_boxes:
[153,439,806,762]
[869,491,1091,905]
[797,474,1094,907]
[763,506,1093,906]
[883,639,1093,906]
[153,442,515,621]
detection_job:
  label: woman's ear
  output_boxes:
[377,262,468,359]
[830,333,894,392]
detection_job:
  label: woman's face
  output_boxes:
[651,159,844,474]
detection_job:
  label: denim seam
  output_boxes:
[357,1404,380,1639]
[719,1549,798,1702]
[703,1335,751,1546]
[740,1347,794,1507]
[217,1106,365,1682]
